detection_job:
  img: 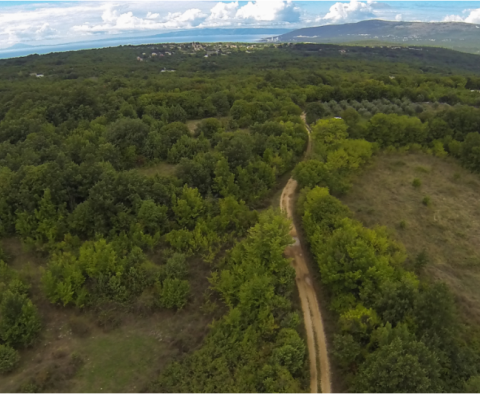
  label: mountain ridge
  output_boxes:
[265,20,480,54]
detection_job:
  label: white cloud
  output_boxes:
[443,14,465,22]
[208,2,238,20]
[465,8,480,24]
[395,14,403,21]
[35,23,58,39]
[235,1,300,22]
[321,0,376,24]
[69,1,301,34]
[443,8,480,24]
[146,12,159,20]
[71,7,207,33]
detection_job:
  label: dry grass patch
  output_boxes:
[136,162,177,177]
[186,119,201,134]
[341,152,480,324]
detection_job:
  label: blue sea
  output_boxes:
[0,34,274,59]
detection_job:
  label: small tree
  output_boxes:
[0,291,41,347]
[159,278,190,310]
[0,344,20,373]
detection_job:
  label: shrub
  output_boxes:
[18,381,40,393]
[414,250,429,272]
[0,344,20,373]
[399,220,407,229]
[412,178,422,188]
[160,278,190,310]
[163,253,188,280]
[422,196,431,206]
[0,291,41,347]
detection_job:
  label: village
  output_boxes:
[134,42,266,63]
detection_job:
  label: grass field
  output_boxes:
[0,238,216,393]
[341,152,480,324]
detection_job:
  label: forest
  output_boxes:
[0,41,480,392]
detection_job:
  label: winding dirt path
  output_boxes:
[280,115,332,393]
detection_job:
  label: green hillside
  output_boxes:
[268,20,480,54]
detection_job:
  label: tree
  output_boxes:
[460,132,480,172]
[216,132,255,170]
[168,105,187,123]
[0,344,20,373]
[158,122,191,159]
[312,118,349,149]
[0,291,41,348]
[105,118,150,152]
[353,336,441,392]
[159,278,190,309]
[172,185,205,230]
[305,102,326,125]
[137,199,168,235]
[194,118,224,139]
[163,253,188,280]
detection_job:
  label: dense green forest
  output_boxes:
[1,41,480,392]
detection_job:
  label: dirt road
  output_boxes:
[280,116,332,393]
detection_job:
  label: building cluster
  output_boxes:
[134,42,265,62]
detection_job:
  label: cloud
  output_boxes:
[71,7,208,33]
[465,8,480,24]
[35,23,58,39]
[69,1,301,34]
[146,12,159,20]
[321,0,376,24]
[443,14,465,22]
[207,1,238,20]
[395,14,403,21]
[443,8,480,24]
[235,1,301,23]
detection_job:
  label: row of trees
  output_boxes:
[294,114,480,391]
[305,98,424,124]
[304,105,480,173]
[299,187,479,392]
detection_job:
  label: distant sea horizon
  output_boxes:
[0,33,279,60]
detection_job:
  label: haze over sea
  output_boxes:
[0,33,274,60]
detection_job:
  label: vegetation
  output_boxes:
[341,153,480,324]
[0,344,19,373]
[294,108,480,391]
[0,40,480,391]
[152,210,306,392]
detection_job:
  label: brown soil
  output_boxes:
[280,115,332,393]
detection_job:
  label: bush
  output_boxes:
[422,196,431,206]
[399,220,407,229]
[0,291,41,347]
[163,253,188,280]
[414,250,429,272]
[160,278,190,310]
[412,178,421,188]
[18,381,40,393]
[0,344,20,373]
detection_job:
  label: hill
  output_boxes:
[265,20,480,54]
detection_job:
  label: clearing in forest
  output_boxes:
[341,152,480,324]
[0,238,215,393]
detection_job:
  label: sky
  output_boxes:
[1,0,480,49]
